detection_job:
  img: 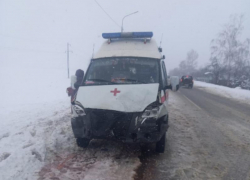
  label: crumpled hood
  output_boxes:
[76,84,159,112]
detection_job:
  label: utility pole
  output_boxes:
[92,44,95,59]
[66,43,71,78]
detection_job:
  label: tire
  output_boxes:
[140,143,150,153]
[155,132,166,153]
[76,138,90,148]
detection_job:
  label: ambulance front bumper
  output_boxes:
[71,109,168,143]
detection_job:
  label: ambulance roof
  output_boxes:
[93,36,162,59]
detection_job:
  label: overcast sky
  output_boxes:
[1,0,250,73]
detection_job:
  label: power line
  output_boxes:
[94,0,121,29]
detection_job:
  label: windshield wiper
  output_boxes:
[87,79,117,84]
[122,78,147,84]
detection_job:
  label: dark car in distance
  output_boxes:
[180,75,193,88]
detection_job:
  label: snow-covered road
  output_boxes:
[139,86,250,180]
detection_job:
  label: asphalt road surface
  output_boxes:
[137,86,250,180]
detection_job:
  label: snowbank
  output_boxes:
[195,81,250,105]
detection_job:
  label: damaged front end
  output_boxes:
[71,101,168,143]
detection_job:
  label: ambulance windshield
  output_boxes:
[84,57,160,85]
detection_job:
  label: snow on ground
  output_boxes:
[37,115,141,180]
[0,57,140,180]
[0,57,70,179]
[194,81,250,105]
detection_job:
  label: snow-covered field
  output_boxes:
[0,58,69,179]
[195,81,250,105]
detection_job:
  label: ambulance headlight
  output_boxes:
[72,102,86,116]
[142,106,160,118]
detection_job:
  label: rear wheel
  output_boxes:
[76,138,90,148]
[155,132,166,153]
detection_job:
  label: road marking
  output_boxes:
[178,91,202,111]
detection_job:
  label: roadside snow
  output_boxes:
[195,81,250,105]
[0,60,70,179]
[37,112,141,180]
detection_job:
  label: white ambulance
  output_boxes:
[71,32,172,153]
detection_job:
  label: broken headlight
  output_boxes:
[72,101,86,116]
[142,106,160,118]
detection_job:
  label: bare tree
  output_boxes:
[169,50,199,77]
[178,50,198,75]
[171,14,250,89]
[179,60,187,70]
[234,38,250,78]
[210,14,249,85]
[208,14,250,88]
[210,40,225,84]
[186,49,198,72]
[209,57,224,84]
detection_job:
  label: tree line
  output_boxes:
[170,15,250,90]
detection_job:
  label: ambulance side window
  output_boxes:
[161,61,168,87]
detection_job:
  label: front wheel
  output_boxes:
[76,138,90,148]
[155,132,166,153]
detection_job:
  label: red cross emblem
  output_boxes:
[110,88,121,96]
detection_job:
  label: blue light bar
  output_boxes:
[102,32,153,39]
